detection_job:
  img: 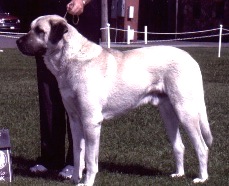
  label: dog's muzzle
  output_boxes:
[16,34,47,56]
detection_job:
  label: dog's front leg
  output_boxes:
[68,115,85,184]
[83,122,102,186]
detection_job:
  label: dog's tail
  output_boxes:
[199,108,213,148]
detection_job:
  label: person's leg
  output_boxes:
[59,117,74,179]
[32,56,67,171]
[66,117,74,166]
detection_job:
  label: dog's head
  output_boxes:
[17,15,68,56]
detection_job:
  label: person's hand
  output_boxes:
[67,0,85,15]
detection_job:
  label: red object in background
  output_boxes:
[0,12,20,31]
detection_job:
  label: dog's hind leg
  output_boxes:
[158,97,185,178]
[172,101,209,183]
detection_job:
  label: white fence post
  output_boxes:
[127,25,130,45]
[107,23,111,48]
[144,26,148,44]
[218,24,223,58]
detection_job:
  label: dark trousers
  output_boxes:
[35,0,101,169]
[36,56,73,169]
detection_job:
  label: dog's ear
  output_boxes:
[49,20,68,44]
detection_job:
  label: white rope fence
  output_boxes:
[101,24,229,58]
[0,31,26,39]
[0,32,25,52]
[0,25,229,57]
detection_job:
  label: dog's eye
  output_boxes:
[35,27,45,34]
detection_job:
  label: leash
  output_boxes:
[64,1,80,25]
[64,11,80,25]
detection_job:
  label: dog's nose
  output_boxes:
[16,38,22,46]
[16,37,28,55]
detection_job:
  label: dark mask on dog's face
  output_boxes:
[16,29,47,56]
[16,16,68,57]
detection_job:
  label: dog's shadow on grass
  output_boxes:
[12,156,195,181]
[99,161,167,177]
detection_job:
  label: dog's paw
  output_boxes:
[193,177,208,183]
[170,172,185,178]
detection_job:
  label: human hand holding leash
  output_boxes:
[67,0,90,15]
[66,0,91,25]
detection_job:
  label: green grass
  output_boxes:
[0,47,228,185]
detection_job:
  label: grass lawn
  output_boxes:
[0,47,228,185]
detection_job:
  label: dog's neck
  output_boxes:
[43,25,103,77]
[64,24,103,62]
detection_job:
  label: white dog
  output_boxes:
[17,15,213,186]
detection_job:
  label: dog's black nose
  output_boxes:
[16,37,32,56]
[16,38,22,47]
[16,38,24,51]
